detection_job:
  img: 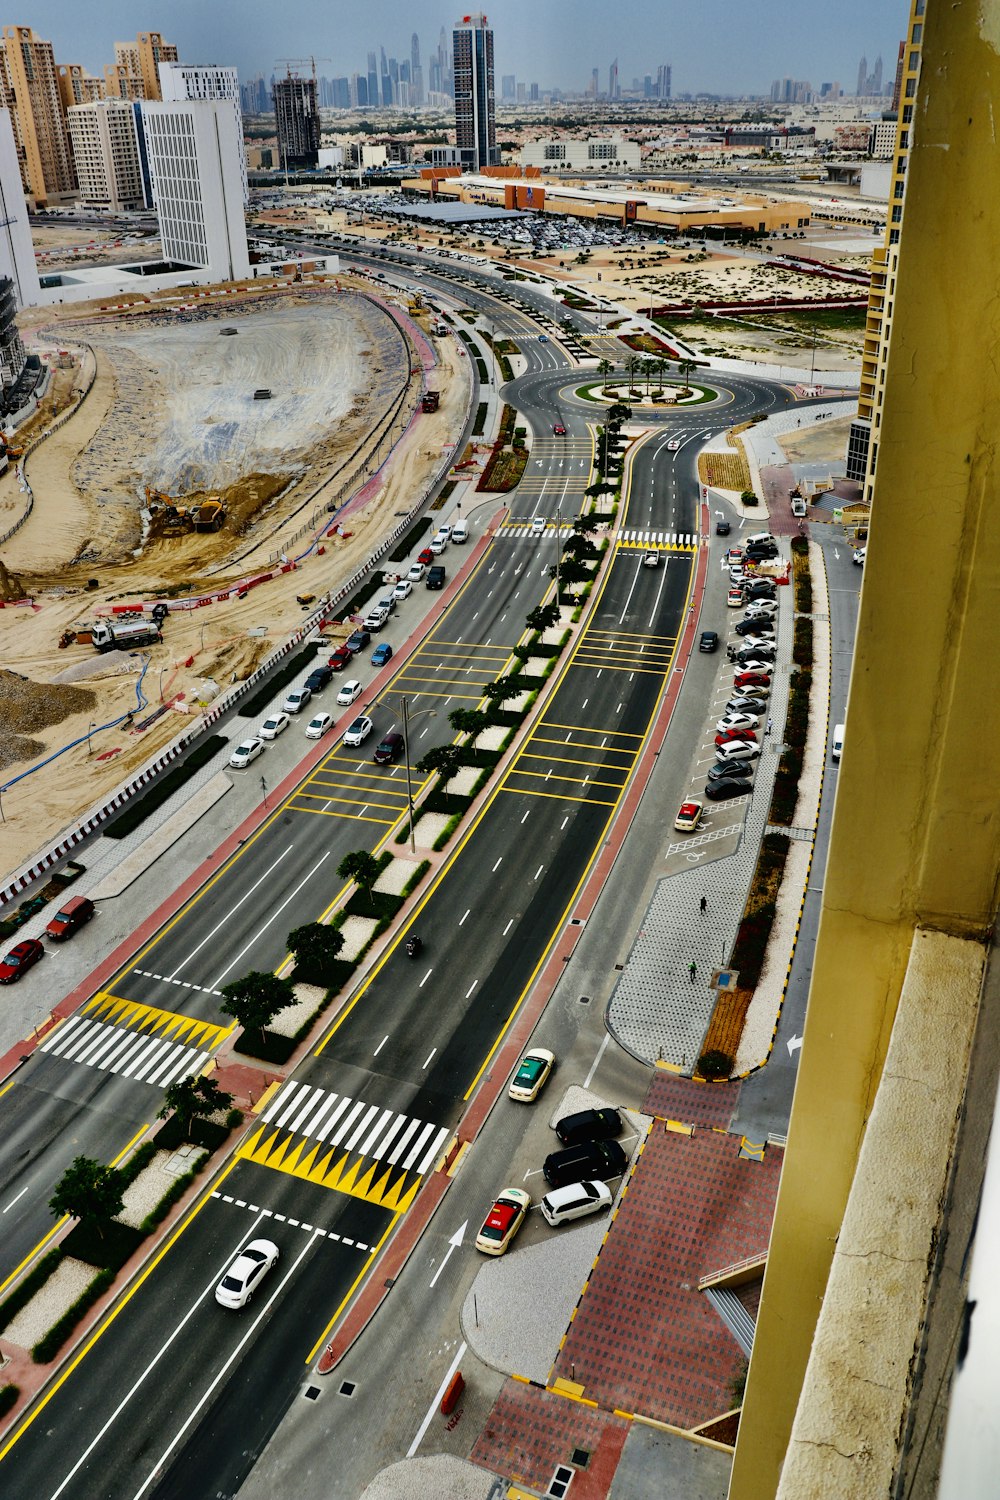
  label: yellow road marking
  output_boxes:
[287,807,396,826]
[517,743,636,767]
[291,788,407,812]
[569,659,675,677]
[237,1127,420,1211]
[540,720,644,739]
[305,1211,401,1365]
[497,785,618,807]
[83,995,233,1050]
[503,765,627,791]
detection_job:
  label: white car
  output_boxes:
[407,562,426,582]
[282,686,312,714]
[717,713,761,733]
[540,1180,613,1228]
[215,1239,280,1309]
[853,546,866,565]
[229,738,264,770]
[738,637,774,654]
[715,740,761,763]
[666,437,681,451]
[531,515,546,533]
[745,600,777,619]
[643,552,660,569]
[336,679,362,707]
[428,536,447,554]
[305,712,333,739]
[436,523,452,541]
[259,713,290,741]
[392,579,413,601]
[342,714,374,747]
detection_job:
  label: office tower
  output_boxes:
[0,109,40,308]
[438,26,452,97]
[159,63,247,204]
[411,33,424,106]
[380,47,392,107]
[353,74,367,108]
[857,54,867,95]
[872,54,883,94]
[657,63,671,99]
[608,58,619,100]
[643,75,653,99]
[453,13,499,171]
[0,26,76,204]
[140,99,249,279]
[516,82,525,102]
[273,73,320,167]
[501,73,515,101]
[590,67,598,97]
[66,99,143,211]
[367,52,378,110]
[57,65,105,110]
[332,77,351,109]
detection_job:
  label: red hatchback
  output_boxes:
[715,727,758,746]
[734,670,771,688]
[328,646,352,672]
[418,548,435,566]
[0,938,43,984]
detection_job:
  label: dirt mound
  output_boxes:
[0,669,97,772]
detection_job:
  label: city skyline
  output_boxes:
[26,0,907,101]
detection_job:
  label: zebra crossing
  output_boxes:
[237,1078,451,1210]
[38,1013,211,1089]
[618,529,699,549]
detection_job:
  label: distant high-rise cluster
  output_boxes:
[770,77,815,105]
[856,53,885,96]
[273,72,321,169]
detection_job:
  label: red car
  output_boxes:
[418,548,435,566]
[715,727,758,747]
[553,423,566,436]
[734,670,771,688]
[328,646,353,672]
[0,938,44,984]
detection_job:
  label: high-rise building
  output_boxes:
[273,74,320,169]
[367,52,378,111]
[589,67,599,98]
[0,108,40,309]
[0,26,76,205]
[857,54,868,96]
[890,40,906,112]
[656,63,671,100]
[140,99,249,280]
[410,33,424,107]
[453,13,499,172]
[380,47,393,107]
[57,65,105,110]
[608,58,619,100]
[159,63,247,204]
[501,73,515,102]
[107,32,178,102]
[66,98,143,211]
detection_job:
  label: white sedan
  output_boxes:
[305,712,333,739]
[343,714,374,747]
[336,679,362,707]
[215,1239,280,1309]
[229,738,264,770]
[392,579,413,601]
[716,713,761,733]
[259,712,290,741]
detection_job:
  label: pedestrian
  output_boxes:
[689,960,697,983]
[699,895,707,915]
[766,717,772,737]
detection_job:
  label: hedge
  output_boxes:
[433,814,463,851]
[793,618,814,668]
[155,1113,230,1153]
[32,1269,114,1364]
[343,889,403,922]
[237,644,320,718]
[0,1247,63,1331]
[729,834,791,987]
[104,736,228,839]
[471,402,488,436]
[388,516,432,562]
[0,1385,19,1420]
[233,1029,296,1064]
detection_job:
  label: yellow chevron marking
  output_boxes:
[84,994,232,1050]
[235,1128,421,1207]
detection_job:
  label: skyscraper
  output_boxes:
[453,13,499,172]
[0,25,76,204]
[608,58,619,101]
[656,63,671,100]
[273,73,320,169]
[367,52,378,111]
[159,63,247,204]
[857,54,868,96]
[410,33,424,107]
[141,98,249,280]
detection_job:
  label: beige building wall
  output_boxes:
[0,25,76,204]
[67,99,143,212]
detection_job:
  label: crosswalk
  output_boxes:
[237,1079,451,1209]
[618,530,699,549]
[38,1013,211,1089]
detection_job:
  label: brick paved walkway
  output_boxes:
[643,1073,741,1129]
[471,1381,629,1498]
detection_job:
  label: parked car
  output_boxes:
[736,638,775,656]
[745,599,777,618]
[407,562,426,582]
[674,799,703,833]
[305,712,333,740]
[554,1107,622,1147]
[305,665,334,691]
[259,712,290,740]
[371,642,393,668]
[745,544,779,561]
[392,579,413,602]
[475,1188,531,1256]
[540,1180,613,1228]
[345,629,371,654]
[428,536,447,555]
[734,670,771,688]
[726,696,768,715]
[734,618,774,637]
[715,740,761,763]
[417,547,435,565]
[708,761,753,783]
[727,588,744,608]
[426,565,446,590]
[328,646,353,672]
[0,937,44,984]
[706,777,752,802]
[336,679,362,707]
[229,738,264,769]
[543,1139,627,1189]
[715,728,757,747]
[699,631,718,653]
[215,1239,279,1309]
[853,546,866,565]
[716,713,760,733]
[282,686,312,715]
[508,1047,555,1102]
[363,605,390,631]
[342,714,374,747]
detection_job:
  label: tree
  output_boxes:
[597,357,613,384]
[337,850,381,910]
[573,512,601,534]
[678,358,696,396]
[449,707,492,737]
[548,557,589,586]
[220,971,295,1042]
[482,677,523,705]
[287,922,345,973]
[50,1156,124,1237]
[563,533,597,561]
[585,481,616,498]
[158,1074,233,1141]
[607,401,632,424]
[624,354,641,391]
[417,743,464,783]
[525,602,560,633]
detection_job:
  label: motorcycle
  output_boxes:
[405,936,423,959]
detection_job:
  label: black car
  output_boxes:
[707,761,753,782]
[305,665,333,691]
[426,564,446,590]
[543,1139,627,1189]
[554,1106,622,1148]
[716,519,731,536]
[745,583,777,601]
[345,628,371,654]
[745,544,779,561]
[734,618,774,637]
[705,777,752,801]
[698,630,719,653]
[734,647,776,665]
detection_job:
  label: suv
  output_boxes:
[305,665,333,691]
[426,564,446,590]
[364,604,390,631]
[46,895,96,942]
[542,1138,627,1189]
[345,629,371,654]
[373,731,404,764]
[554,1106,622,1148]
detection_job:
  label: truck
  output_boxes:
[91,619,162,652]
[421,390,440,413]
[790,495,807,518]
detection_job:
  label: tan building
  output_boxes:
[67,98,143,212]
[57,64,105,111]
[105,32,177,103]
[0,25,76,204]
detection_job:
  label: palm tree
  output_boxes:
[624,354,641,393]
[597,357,613,390]
[678,358,696,397]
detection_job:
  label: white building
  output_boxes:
[140,99,249,281]
[67,99,144,212]
[519,133,641,172]
[0,109,41,308]
[158,62,247,203]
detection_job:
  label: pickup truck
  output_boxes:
[790,496,807,518]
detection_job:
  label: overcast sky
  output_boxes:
[34,0,908,98]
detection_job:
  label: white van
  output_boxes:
[540,1179,613,1227]
[744,532,776,548]
[451,519,469,544]
[832,724,844,761]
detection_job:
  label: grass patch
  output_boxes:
[32,1269,114,1364]
[104,736,227,839]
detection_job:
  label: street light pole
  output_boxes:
[402,696,416,854]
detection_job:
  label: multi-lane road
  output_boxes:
[0,242,817,1496]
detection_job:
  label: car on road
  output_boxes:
[0,938,44,984]
[305,665,334,691]
[734,670,771,688]
[371,642,393,668]
[554,1107,622,1147]
[336,679,363,707]
[543,1138,627,1189]
[674,799,703,833]
[716,519,731,536]
[392,579,413,602]
[699,630,719,652]
[727,588,744,608]
[342,714,374,747]
[373,731,404,765]
[715,740,761,763]
[259,712,290,740]
[282,686,312,715]
[715,727,757,747]
[666,437,681,451]
[531,515,546,533]
[734,618,774,637]
[407,562,426,582]
[708,761,753,782]
[553,423,566,435]
[508,1047,555,1102]
[345,629,371,654]
[706,777,752,802]
[328,646,353,672]
[717,713,760,733]
[540,1180,613,1228]
[305,712,333,740]
[725,548,744,564]
[215,1239,280,1309]
[538,333,548,342]
[643,551,660,569]
[229,738,264,769]
[475,1188,531,1256]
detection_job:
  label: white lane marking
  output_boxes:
[583,1034,611,1090]
[521,809,530,824]
[374,1035,388,1057]
[459,909,470,926]
[503,918,514,935]
[209,851,332,989]
[2,1185,28,1214]
[492,856,503,872]
[533,866,544,881]
[407,1341,468,1457]
[466,980,478,998]
[423,1048,437,1069]
[419,968,433,988]
[168,845,295,981]
[560,816,569,830]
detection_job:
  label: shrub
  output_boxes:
[433,814,463,851]
[32,1269,114,1364]
[60,1219,143,1272]
[0,1385,19,1420]
[233,1029,296,1064]
[697,1050,733,1080]
[401,860,431,897]
[741,490,758,506]
[0,1248,63,1330]
[225,1107,244,1130]
[792,619,814,668]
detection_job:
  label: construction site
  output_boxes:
[0,272,466,880]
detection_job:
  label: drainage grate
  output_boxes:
[339,1381,357,1398]
[579,995,591,1005]
[571,1449,590,1468]
[303,1386,321,1402]
[547,1465,574,1498]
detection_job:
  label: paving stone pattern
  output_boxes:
[606,574,794,1068]
[643,1073,741,1130]
[471,1381,629,1498]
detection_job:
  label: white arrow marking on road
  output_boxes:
[787,1035,803,1056]
[429,1222,468,1289]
